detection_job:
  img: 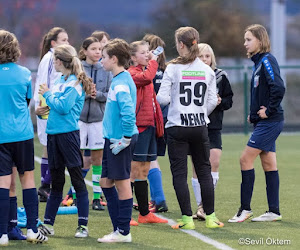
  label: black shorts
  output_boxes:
[47,131,83,170]
[102,134,138,180]
[208,129,222,150]
[0,139,34,176]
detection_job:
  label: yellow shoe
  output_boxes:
[206,213,224,228]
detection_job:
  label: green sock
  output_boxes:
[71,186,76,199]
[92,165,102,200]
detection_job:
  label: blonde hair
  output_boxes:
[169,26,199,65]
[54,44,93,94]
[143,34,166,71]
[245,24,271,57]
[103,38,131,68]
[40,27,66,61]
[0,29,21,63]
[198,43,217,70]
[129,40,149,65]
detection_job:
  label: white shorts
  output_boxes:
[37,117,48,146]
[79,120,105,150]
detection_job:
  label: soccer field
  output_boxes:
[11,134,300,249]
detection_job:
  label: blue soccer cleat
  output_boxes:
[8,227,27,240]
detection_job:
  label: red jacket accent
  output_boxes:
[128,60,158,128]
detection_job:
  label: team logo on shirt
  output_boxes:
[2,67,9,70]
[254,75,260,88]
[182,71,206,80]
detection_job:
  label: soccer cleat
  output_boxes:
[206,213,224,228]
[100,197,107,206]
[38,186,50,203]
[172,215,195,229]
[97,230,132,243]
[228,208,253,223]
[138,212,168,224]
[130,219,139,226]
[0,234,8,246]
[8,227,27,240]
[133,202,139,211]
[251,211,282,222]
[149,200,168,213]
[72,199,77,207]
[149,200,155,209]
[38,224,54,236]
[192,204,206,220]
[62,194,73,206]
[92,199,105,211]
[75,225,89,238]
[27,229,48,243]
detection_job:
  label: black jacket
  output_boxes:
[208,69,233,130]
[249,53,285,123]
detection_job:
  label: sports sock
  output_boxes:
[0,188,9,236]
[42,158,51,185]
[76,191,89,226]
[134,180,149,216]
[117,198,133,236]
[211,172,219,189]
[241,169,255,211]
[71,186,76,199]
[92,165,102,200]
[102,187,119,231]
[44,191,62,226]
[265,170,280,215]
[23,188,38,233]
[8,196,17,231]
[148,168,166,205]
[191,177,202,205]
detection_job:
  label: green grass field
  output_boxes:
[9,134,300,249]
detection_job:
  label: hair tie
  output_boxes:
[192,40,197,45]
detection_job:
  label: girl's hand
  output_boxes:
[90,84,97,99]
[149,51,158,61]
[38,84,49,95]
[257,106,268,119]
[217,94,222,105]
[35,100,49,116]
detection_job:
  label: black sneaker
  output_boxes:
[92,199,105,211]
[38,186,50,202]
[149,200,168,213]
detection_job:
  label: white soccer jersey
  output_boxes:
[157,57,217,128]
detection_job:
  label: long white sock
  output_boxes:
[191,177,202,205]
[211,172,219,189]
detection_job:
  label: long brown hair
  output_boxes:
[143,34,166,71]
[54,44,93,95]
[245,24,271,58]
[79,36,99,60]
[0,29,21,63]
[169,27,199,65]
[40,27,66,61]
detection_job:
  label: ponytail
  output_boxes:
[169,27,200,65]
[54,44,93,95]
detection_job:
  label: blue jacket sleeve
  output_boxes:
[43,86,80,115]
[115,85,136,137]
[263,56,285,117]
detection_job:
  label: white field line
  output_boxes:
[34,155,235,250]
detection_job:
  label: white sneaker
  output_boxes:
[38,224,55,236]
[27,229,48,243]
[228,208,253,223]
[0,234,8,246]
[192,204,206,220]
[75,225,88,238]
[97,230,132,243]
[251,212,282,222]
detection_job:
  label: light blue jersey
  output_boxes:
[0,63,34,144]
[43,74,85,135]
[103,71,138,140]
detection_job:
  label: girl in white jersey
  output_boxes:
[157,26,224,229]
[34,27,69,202]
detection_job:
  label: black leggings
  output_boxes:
[167,126,214,216]
[50,166,87,194]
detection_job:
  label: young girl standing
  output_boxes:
[157,27,224,229]
[77,37,112,210]
[0,29,48,245]
[142,34,168,213]
[229,24,285,223]
[128,41,168,225]
[34,27,69,202]
[97,39,138,243]
[38,44,93,238]
[192,43,233,220]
